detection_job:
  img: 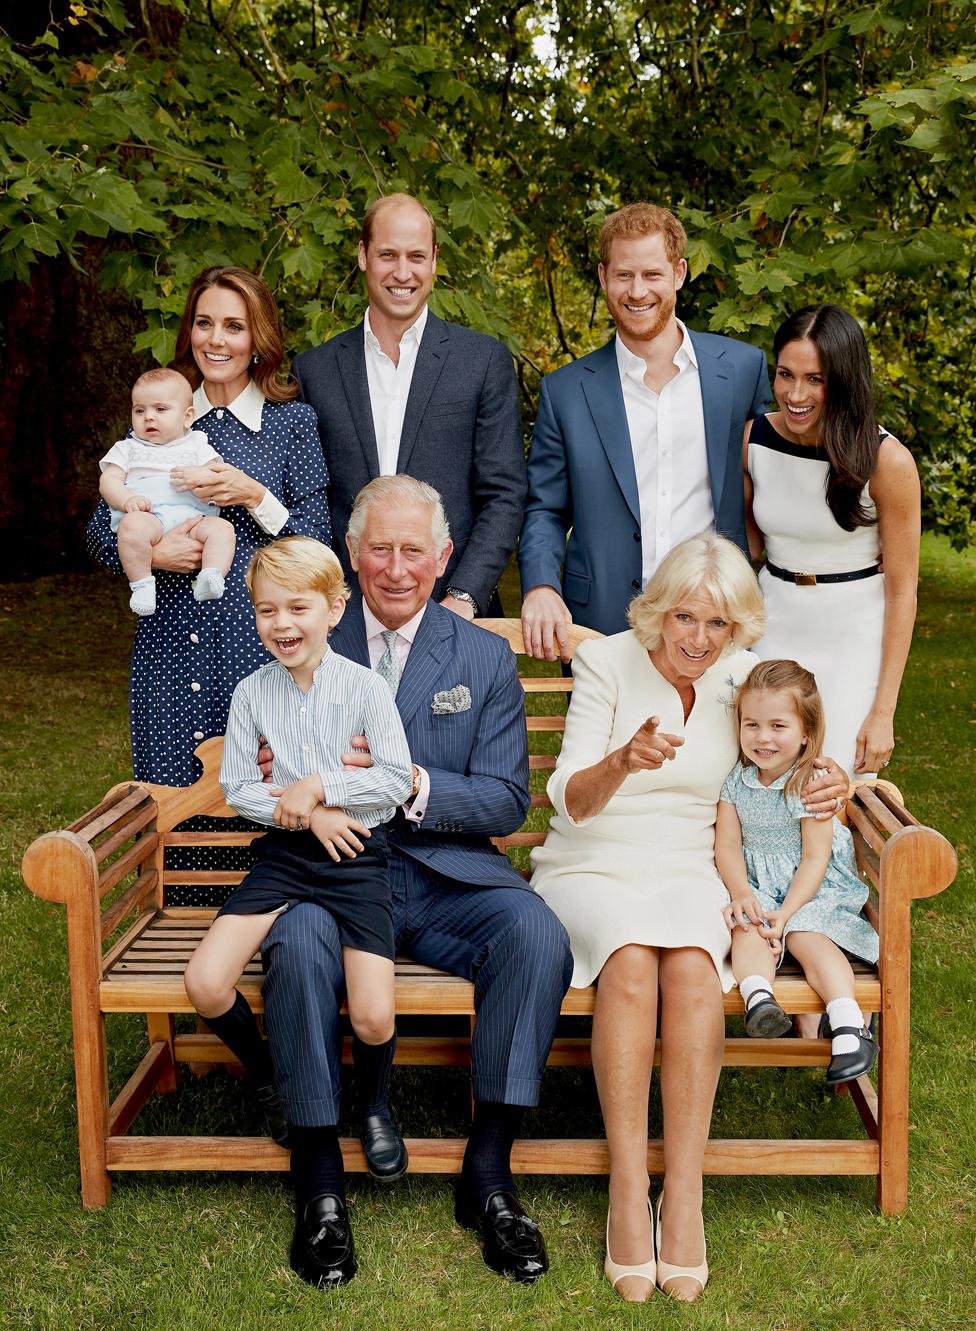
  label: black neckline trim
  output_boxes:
[749,413,827,461]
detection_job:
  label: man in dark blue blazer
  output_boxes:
[519,202,770,659]
[263,476,573,1290]
[293,193,526,618]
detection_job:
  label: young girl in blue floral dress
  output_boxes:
[715,658,879,1084]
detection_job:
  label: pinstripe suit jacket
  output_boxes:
[328,600,531,889]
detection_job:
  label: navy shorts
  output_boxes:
[217,823,393,960]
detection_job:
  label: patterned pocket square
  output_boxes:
[431,685,472,715]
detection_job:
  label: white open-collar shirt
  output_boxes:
[363,304,429,475]
[615,319,712,586]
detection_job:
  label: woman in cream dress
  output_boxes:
[531,534,845,1305]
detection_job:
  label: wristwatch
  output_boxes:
[446,586,479,614]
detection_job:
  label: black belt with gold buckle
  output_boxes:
[765,560,881,586]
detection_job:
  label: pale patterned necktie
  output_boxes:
[376,628,401,696]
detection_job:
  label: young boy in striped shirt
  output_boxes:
[184,535,413,1184]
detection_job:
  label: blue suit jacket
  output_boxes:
[518,331,770,636]
[328,600,530,889]
[294,313,526,613]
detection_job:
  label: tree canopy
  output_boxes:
[1,0,974,572]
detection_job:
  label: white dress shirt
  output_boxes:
[363,600,431,823]
[191,380,288,534]
[363,305,429,474]
[615,320,712,585]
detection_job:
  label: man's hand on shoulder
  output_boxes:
[521,585,573,663]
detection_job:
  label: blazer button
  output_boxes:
[633,531,640,542]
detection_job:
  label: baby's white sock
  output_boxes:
[739,974,775,1010]
[193,567,226,602]
[826,997,864,1056]
[129,576,156,616]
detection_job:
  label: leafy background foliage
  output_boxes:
[1,0,974,573]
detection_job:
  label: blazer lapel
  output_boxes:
[329,601,370,668]
[396,312,450,474]
[336,325,380,478]
[395,601,454,730]
[580,339,641,527]
[690,330,734,520]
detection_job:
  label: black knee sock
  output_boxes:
[289,1124,345,1212]
[351,1032,397,1119]
[461,1101,525,1207]
[202,990,273,1086]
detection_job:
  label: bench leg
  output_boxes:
[876,1005,909,1216]
[75,1009,112,1209]
[147,1014,179,1093]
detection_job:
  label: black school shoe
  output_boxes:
[454,1185,549,1283]
[743,989,793,1039]
[825,1025,879,1084]
[290,1193,357,1288]
[244,1078,290,1147]
[360,1110,408,1181]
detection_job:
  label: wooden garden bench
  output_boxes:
[21,619,956,1214]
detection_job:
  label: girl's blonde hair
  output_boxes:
[246,536,350,603]
[627,532,765,651]
[734,659,825,798]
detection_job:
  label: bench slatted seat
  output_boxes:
[21,619,956,1212]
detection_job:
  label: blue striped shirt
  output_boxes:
[220,648,413,828]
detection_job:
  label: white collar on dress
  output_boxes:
[192,378,265,432]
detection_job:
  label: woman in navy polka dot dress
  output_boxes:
[87,268,331,900]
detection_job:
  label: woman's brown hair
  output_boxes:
[734,659,825,799]
[171,266,298,404]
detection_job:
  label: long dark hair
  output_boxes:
[171,266,298,404]
[772,305,879,530]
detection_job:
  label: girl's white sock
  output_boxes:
[739,974,775,1010]
[129,576,156,616]
[193,567,225,602]
[826,997,864,1056]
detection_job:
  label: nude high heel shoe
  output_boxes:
[654,1192,708,1301]
[604,1199,655,1301]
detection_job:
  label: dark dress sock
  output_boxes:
[290,1124,346,1212]
[461,1101,525,1208]
[351,1032,397,1118]
[202,990,273,1087]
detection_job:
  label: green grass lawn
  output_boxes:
[1,536,974,1330]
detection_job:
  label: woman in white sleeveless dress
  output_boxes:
[744,306,920,776]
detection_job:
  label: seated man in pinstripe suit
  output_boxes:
[262,475,574,1290]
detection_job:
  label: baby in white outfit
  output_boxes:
[99,367,236,615]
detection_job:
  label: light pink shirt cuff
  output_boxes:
[249,487,289,535]
[403,765,430,823]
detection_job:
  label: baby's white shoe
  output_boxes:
[129,576,156,616]
[193,567,226,601]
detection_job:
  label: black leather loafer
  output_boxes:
[289,1193,357,1289]
[454,1186,549,1283]
[826,1025,879,1084]
[360,1111,408,1181]
[245,1079,290,1147]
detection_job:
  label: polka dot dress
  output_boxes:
[87,397,332,905]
